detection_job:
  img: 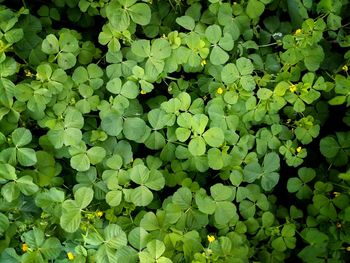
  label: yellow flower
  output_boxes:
[140,90,146,95]
[24,69,33,77]
[296,146,302,153]
[96,211,103,217]
[289,84,297,93]
[294,29,302,35]
[67,252,74,261]
[342,65,348,71]
[216,87,224,95]
[333,191,341,198]
[207,235,215,243]
[22,243,28,252]
[200,59,206,66]
[347,246,350,252]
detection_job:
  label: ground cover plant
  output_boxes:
[0,0,350,262]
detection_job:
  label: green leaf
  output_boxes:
[188,137,206,156]
[261,172,279,191]
[221,63,240,84]
[145,169,165,191]
[246,0,265,19]
[203,127,225,147]
[17,148,37,166]
[128,227,149,250]
[42,34,59,54]
[205,24,222,44]
[263,152,280,172]
[41,238,62,260]
[123,117,148,141]
[57,52,76,70]
[0,163,17,180]
[1,182,20,202]
[12,127,32,147]
[210,46,229,65]
[147,240,165,259]
[60,200,81,233]
[172,187,192,210]
[74,186,94,208]
[320,136,340,158]
[210,183,233,201]
[130,164,150,185]
[71,153,90,172]
[59,32,79,53]
[129,3,151,26]
[151,39,171,60]
[145,131,166,150]
[215,201,236,225]
[130,185,153,206]
[104,224,128,249]
[243,162,262,183]
[108,8,130,31]
[106,190,122,206]
[195,190,216,214]
[236,57,254,75]
[132,40,150,58]
[176,16,195,31]
[17,176,39,195]
[87,146,106,165]
[0,212,9,234]
[106,78,122,94]
[101,113,123,136]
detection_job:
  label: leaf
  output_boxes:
[215,201,236,225]
[60,200,81,233]
[17,148,37,167]
[188,137,206,156]
[243,162,262,183]
[41,238,62,260]
[131,40,150,58]
[210,46,229,65]
[0,212,9,234]
[145,131,166,150]
[236,57,254,75]
[172,187,192,210]
[74,186,94,209]
[263,152,280,172]
[57,52,76,70]
[59,32,79,53]
[70,153,90,172]
[145,169,165,191]
[17,176,39,195]
[1,182,20,202]
[106,190,122,206]
[176,16,195,31]
[87,146,106,165]
[108,8,130,31]
[101,113,123,136]
[129,3,151,26]
[246,0,265,19]
[104,224,128,249]
[320,136,339,158]
[0,163,17,180]
[128,227,149,250]
[147,240,165,259]
[106,77,122,94]
[151,39,171,60]
[130,185,153,206]
[210,183,233,201]
[130,164,150,185]
[221,63,240,84]
[203,127,225,147]
[205,24,222,44]
[123,117,148,141]
[261,172,279,191]
[42,34,59,54]
[12,127,32,147]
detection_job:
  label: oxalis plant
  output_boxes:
[0,0,350,262]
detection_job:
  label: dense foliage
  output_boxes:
[0,0,350,262]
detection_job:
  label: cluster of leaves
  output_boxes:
[0,0,350,262]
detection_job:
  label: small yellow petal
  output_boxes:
[347,246,350,252]
[296,146,302,153]
[207,235,215,243]
[200,59,206,66]
[67,252,74,260]
[96,211,103,217]
[216,87,224,95]
[22,243,28,252]
[289,84,297,93]
[140,90,146,95]
[342,65,348,71]
[294,29,302,35]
